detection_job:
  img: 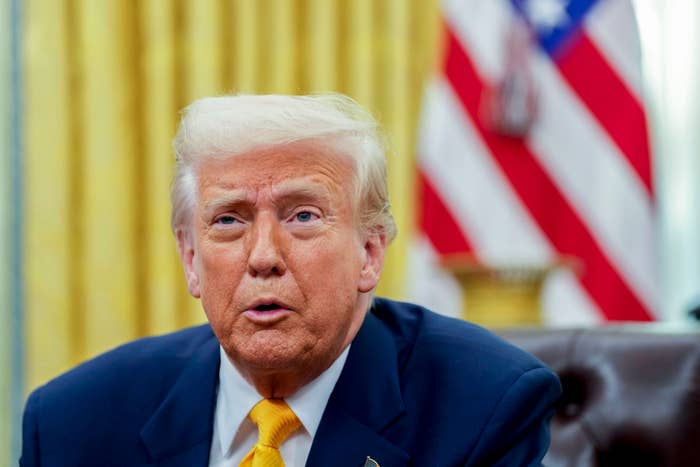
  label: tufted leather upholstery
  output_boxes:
[499,325,700,467]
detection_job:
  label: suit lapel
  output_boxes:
[140,332,220,467]
[307,309,410,466]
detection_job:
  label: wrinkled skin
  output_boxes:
[177,144,387,397]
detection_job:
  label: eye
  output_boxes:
[295,211,316,222]
[216,215,238,225]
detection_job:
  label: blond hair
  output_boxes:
[170,93,397,242]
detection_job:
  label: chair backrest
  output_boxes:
[499,325,700,467]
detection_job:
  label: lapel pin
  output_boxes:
[364,456,380,467]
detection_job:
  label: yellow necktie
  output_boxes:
[239,399,302,467]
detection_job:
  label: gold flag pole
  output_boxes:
[440,254,578,327]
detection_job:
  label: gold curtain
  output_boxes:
[23,0,442,391]
[1,0,15,462]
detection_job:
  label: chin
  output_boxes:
[227,333,314,372]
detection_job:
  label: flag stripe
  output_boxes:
[555,32,654,195]
[541,269,604,326]
[418,78,554,265]
[417,78,604,324]
[584,0,644,99]
[444,0,509,83]
[526,49,657,311]
[444,26,653,321]
[418,170,474,255]
[444,0,656,311]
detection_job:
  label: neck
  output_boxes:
[230,334,354,399]
[228,352,331,398]
[250,373,312,399]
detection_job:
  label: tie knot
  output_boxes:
[249,399,301,449]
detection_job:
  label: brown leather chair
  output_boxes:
[499,325,700,467]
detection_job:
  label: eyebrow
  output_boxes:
[202,179,334,218]
[202,190,252,218]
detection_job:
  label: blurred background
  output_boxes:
[2,0,700,464]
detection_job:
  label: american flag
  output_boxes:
[409,0,656,325]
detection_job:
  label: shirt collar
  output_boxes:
[215,344,350,457]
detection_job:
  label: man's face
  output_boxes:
[178,144,385,389]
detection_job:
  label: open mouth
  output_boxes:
[253,303,283,312]
[245,300,291,323]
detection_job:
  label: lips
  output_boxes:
[247,297,293,313]
[243,298,294,324]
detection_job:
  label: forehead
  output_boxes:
[195,144,356,200]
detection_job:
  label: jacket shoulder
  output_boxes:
[25,324,216,435]
[371,297,549,375]
[35,324,215,397]
[21,324,217,466]
[371,298,561,465]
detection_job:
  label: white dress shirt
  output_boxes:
[208,345,350,467]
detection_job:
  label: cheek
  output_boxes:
[197,243,247,295]
[200,238,244,268]
[295,239,363,299]
[302,235,360,270]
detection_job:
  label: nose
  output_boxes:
[247,213,287,278]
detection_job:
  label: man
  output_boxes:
[21,94,561,466]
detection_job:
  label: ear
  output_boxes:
[358,230,387,293]
[176,228,201,298]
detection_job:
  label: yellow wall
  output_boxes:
[1,0,13,462]
[2,0,23,462]
[23,0,443,391]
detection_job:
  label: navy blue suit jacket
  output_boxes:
[21,298,561,466]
